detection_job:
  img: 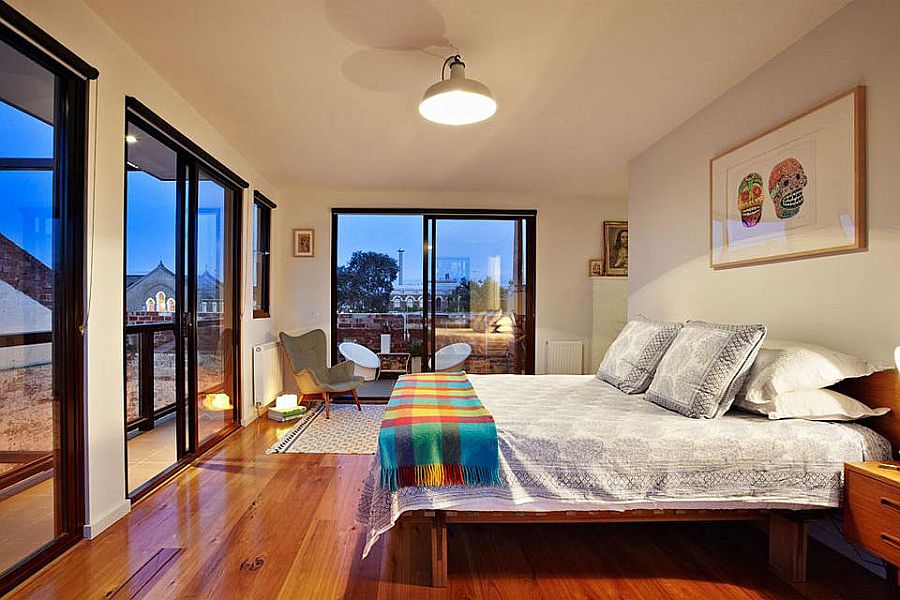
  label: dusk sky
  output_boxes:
[1,101,54,267]
[1,98,227,278]
[336,214,519,286]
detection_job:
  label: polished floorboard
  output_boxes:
[7,418,894,599]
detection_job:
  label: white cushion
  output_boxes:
[738,388,890,421]
[738,340,881,408]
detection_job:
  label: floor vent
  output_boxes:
[106,547,183,599]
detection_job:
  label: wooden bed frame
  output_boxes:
[396,369,900,587]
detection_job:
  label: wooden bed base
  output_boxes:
[401,508,814,588]
[394,369,900,588]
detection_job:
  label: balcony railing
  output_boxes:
[125,322,177,432]
[125,317,230,434]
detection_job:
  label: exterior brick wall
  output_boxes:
[335,312,521,374]
[0,362,53,453]
[0,233,54,309]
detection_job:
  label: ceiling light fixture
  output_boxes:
[419,54,496,126]
[125,134,137,144]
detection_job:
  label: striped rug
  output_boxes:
[266,403,385,455]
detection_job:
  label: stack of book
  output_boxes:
[267,404,308,422]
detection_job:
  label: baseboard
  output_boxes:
[83,499,131,539]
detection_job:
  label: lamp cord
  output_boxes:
[81,76,99,336]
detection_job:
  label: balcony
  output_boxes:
[334,310,525,379]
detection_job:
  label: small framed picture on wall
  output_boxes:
[293,228,315,257]
[588,258,603,277]
[602,221,628,276]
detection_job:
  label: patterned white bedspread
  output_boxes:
[358,374,891,557]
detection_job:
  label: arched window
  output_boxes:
[393,297,401,310]
[156,291,166,312]
[145,298,155,311]
[406,297,414,309]
[435,297,443,311]
[167,298,176,312]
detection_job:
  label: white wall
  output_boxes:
[10,0,280,536]
[628,0,900,363]
[273,190,627,374]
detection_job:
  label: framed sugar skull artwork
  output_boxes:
[709,86,866,269]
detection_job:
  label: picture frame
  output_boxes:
[709,86,866,270]
[602,221,628,276]
[588,258,603,278]
[293,228,315,257]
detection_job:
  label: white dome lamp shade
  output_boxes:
[419,55,496,126]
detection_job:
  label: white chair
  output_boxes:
[338,342,381,381]
[432,342,472,372]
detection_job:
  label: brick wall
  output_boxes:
[335,312,521,374]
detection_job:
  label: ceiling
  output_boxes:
[85,0,847,198]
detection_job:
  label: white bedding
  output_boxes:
[357,374,891,557]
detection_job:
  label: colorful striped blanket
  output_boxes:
[378,372,501,491]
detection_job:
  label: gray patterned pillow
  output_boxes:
[646,320,767,419]
[596,316,683,393]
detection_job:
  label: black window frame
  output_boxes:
[0,2,96,594]
[122,97,247,501]
[330,208,537,377]
[252,191,276,319]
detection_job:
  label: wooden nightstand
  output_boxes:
[845,461,900,589]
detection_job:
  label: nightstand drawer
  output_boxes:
[845,469,900,564]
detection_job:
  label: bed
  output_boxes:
[357,371,898,586]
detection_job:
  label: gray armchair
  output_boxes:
[279,329,362,418]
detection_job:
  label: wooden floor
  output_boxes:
[6,418,895,599]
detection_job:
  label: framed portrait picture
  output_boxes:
[588,258,603,277]
[293,228,315,257]
[710,86,866,269]
[602,221,628,276]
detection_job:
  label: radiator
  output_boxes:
[253,341,282,406]
[545,340,584,374]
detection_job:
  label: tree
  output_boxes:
[446,277,471,313]
[446,276,511,314]
[470,276,501,312]
[336,251,399,313]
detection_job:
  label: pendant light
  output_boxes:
[419,54,496,126]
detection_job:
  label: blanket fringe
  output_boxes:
[380,464,501,492]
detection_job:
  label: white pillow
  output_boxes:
[739,340,881,406]
[737,388,890,421]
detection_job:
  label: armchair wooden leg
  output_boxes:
[323,392,330,419]
[352,389,361,411]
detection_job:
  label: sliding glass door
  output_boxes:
[194,170,237,445]
[124,103,241,498]
[331,210,535,396]
[424,216,534,374]
[0,29,87,594]
[124,119,183,493]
